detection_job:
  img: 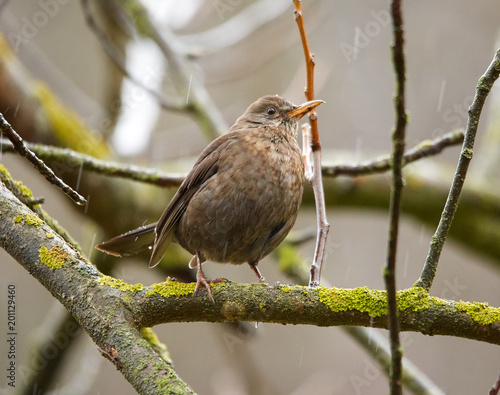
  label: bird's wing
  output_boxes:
[149,133,237,267]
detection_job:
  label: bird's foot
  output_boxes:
[249,263,265,283]
[194,266,215,304]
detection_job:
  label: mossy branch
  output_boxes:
[1,182,499,352]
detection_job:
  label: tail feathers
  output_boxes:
[95,223,157,257]
[148,230,174,268]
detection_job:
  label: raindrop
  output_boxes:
[186,74,193,104]
[75,162,84,191]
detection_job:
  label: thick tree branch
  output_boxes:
[415,49,500,291]
[0,182,194,394]
[1,182,499,349]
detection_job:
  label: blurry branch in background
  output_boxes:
[293,0,330,288]
[88,0,229,141]
[15,303,84,395]
[81,0,181,112]
[386,0,407,392]
[415,49,500,291]
[344,326,445,395]
[181,0,290,55]
[0,112,87,205]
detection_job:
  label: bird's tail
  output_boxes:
[95,222,157,257]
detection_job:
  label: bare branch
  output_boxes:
[385,0,407,392]
[322,130,464,177]
[415,49,500,291]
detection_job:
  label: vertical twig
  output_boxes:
[0,112,87,206]
[386,0,407,393]
[293,0,330,287]
[415,49,500,291]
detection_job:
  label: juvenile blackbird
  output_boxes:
[96,95,323,301]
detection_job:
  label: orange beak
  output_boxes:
[285,99,324,120]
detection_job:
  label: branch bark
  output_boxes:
[386,0,407,392]
[1,182,499,348]
[0,182,194,394]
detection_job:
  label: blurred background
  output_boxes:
[1,0,500,394]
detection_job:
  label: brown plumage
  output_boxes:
[96,95,323,301]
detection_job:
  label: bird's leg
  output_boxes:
[193,251,214,303]
[249,261,265,283]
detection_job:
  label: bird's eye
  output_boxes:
[267,107,277,116]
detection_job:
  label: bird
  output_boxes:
[96,95,323,302]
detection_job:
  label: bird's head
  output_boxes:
[234,95,324,132]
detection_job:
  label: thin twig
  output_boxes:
[386,1,407,393]
[415,49,500,291]
[323,130,464,177]
[80,0,183,112]
[293,0,330,288]
[0,112,87,206]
